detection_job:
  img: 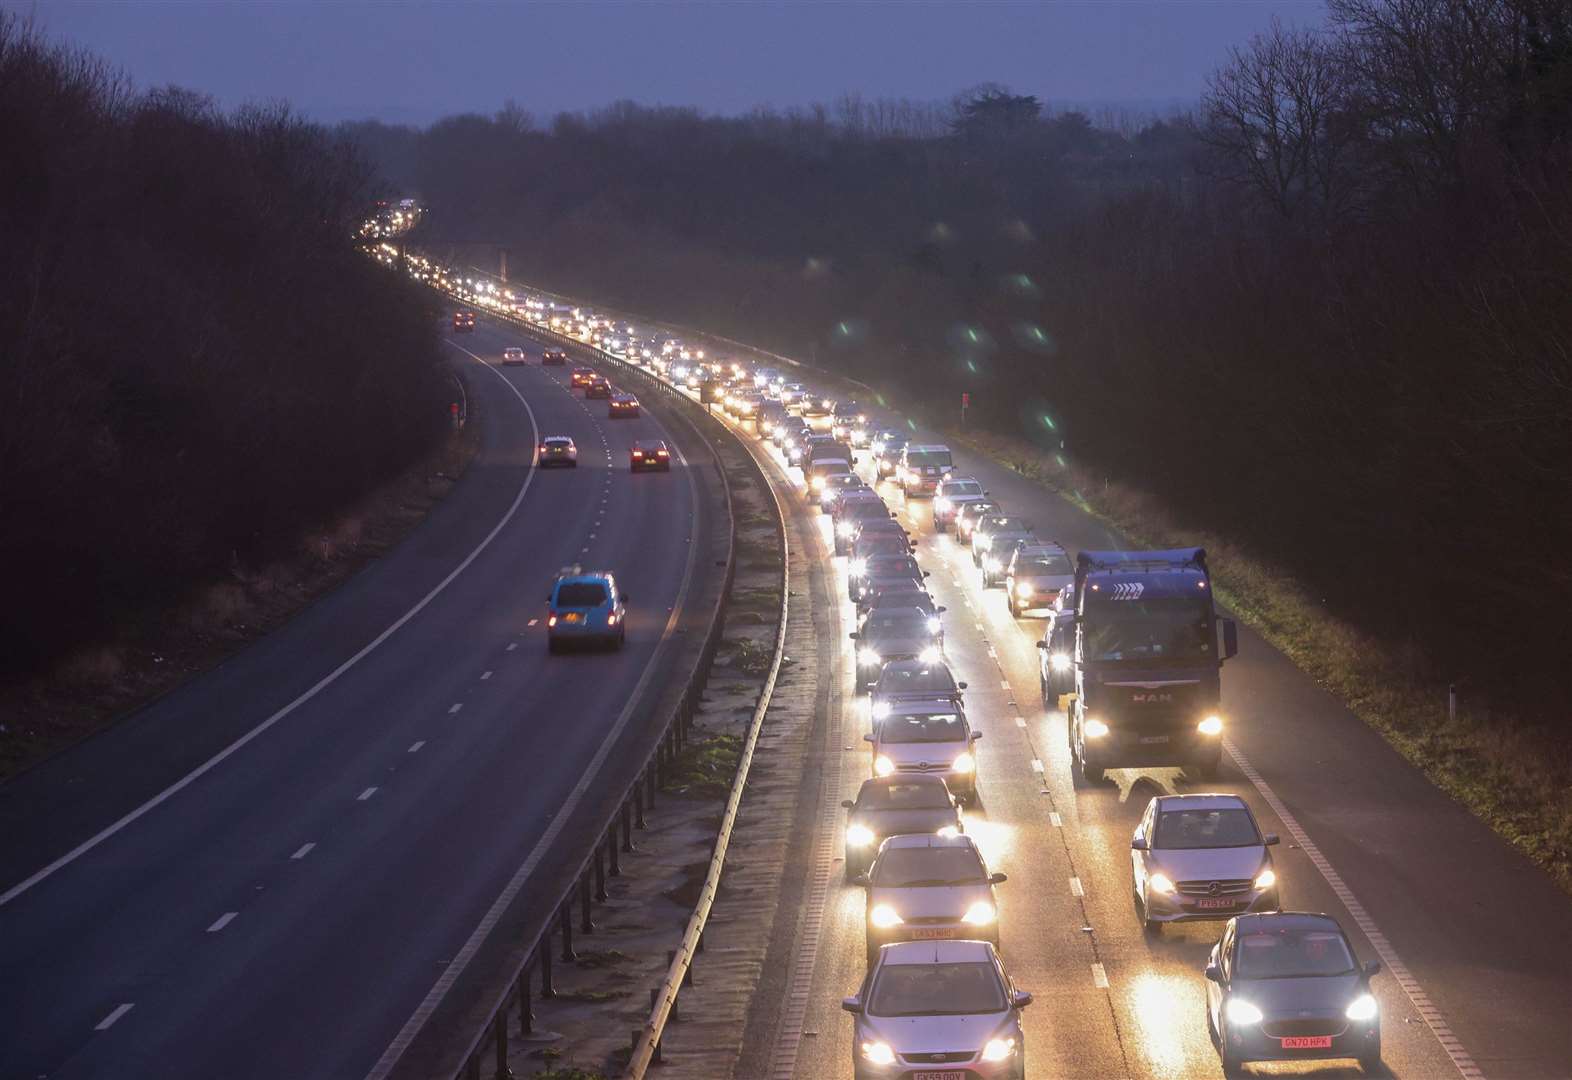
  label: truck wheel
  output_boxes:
[1194,754,1222,781]
[1078,756,1105,785]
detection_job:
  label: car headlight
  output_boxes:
[1017,582,1034,598]
[1148,871,1176,895]
[846,823,875,847]
[951,752,975,774]
[936,824,960,838]
[1345,993,1379,1021]
[812,476,826,490]
[850,558,868,577]
[976,536,992,549]
[1254,867,1276,890]
[860,1042,896,1066]
[1225,998,1264,1025]
[935,497,951,512]
[983,556,999,571]
[869,904,904,929]
[981,1037,1017,1062]
[1084,718,1110,738]
[919,645,942,664]
[926,616,941,634]
[961,900,996,925]
[859,648,882,668]
[874,754,895,776]
[1198,715,1224,736]
[1050,652,1071,672]
[870,701,891,719]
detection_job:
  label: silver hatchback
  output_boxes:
[843,939,1031,1080]
[1131,793,1281,930]
[855,834,1006,963]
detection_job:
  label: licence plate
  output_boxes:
[1281,1036,1333,1049]
[1195,898,1235,910]
[911,928,957,939]
[1139,735,1170,744]
[562,613,584,623]
[913,1073,966,1080]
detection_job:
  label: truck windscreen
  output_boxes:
[1082,594,1212,663]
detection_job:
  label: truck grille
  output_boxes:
[1176,878,1253,897]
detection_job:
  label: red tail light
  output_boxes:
[657,450,669,457]
[632,451,643,458]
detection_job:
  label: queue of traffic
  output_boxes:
[440,280,1387,1077]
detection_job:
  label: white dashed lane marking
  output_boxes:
[480,670,492,681]
[1091,963,1109,989]
[447,703,462,715]
[1049,812,1063,827]
[95,1004,134,1031]
[206,911,238,933]
[408,741,425,753]
[357,787,378,801]
[1069,877,1084,897]
[290,842,316,860]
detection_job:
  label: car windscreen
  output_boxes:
[869,591,931,612]
[959,503,999,523]
[942,481,983,497]
[1235,929,1357,980]
[844,501,890,521]
[864,615,930,637]
[1018,554,1073,575]
[860,781,951,810]
[876,666,957,695]
[1083,594,1213,663]
[543,439,572,448]
[872,847,985,887]
[1154,808,1261,849]
[555,583,608,607]
[983,517,1030,534]
[880,713,966,744]
[867,557,919,576]
[868,961,1006,1017]
[906,451,952,469]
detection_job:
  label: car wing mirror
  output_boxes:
[957,681,967,690]
[1364,959,1382,978]
[841,995,863,1014]
[1131,837,1148,851]
[889,511,898,518]
[970,731,982,741]
[851,873,870,887]
[1012,990,1033,1009]
[989,872,1008,884]
[1263,833,1280,846]
[863,733,876,742]
[1204,963,1223,984]
[840,799,856,810]
[1036,640,1047,650]
[922,571,931,577]
[849,632,859,640]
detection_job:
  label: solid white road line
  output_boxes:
[0,342,542,909]
[1225,737,1483,1080]
[357,787,378,802]
[291,843,316,860]
[366,364,704,1080]
[94,1004,134,1031]
[206,912,238,933]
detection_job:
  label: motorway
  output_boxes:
[725,413,1571,1079]
[0,318,721,1079]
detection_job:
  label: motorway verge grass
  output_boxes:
[951,427,1572,894]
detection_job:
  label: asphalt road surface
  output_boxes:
[730,414,1570,1080]
[0,318,719,1080]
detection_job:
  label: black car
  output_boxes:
[541,348,568,366]
[1205,912,1382,1076]
[840,774,963,880]
[850,606,943,693]
[585,377,612,400]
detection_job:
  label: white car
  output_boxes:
[501,346,527,366]
[842,939,1031,1080]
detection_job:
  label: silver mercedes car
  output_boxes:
[843,939,1031,1080]
[1131,793,1281,931]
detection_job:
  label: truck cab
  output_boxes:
[1050,549,1238,783]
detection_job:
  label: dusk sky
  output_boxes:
[11,1,1327,125]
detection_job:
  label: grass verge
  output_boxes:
[664,729,744,799]
[951,427,1572,894]
[0,408,480,782]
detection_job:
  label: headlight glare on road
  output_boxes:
[859,648,882,668]
[935,497,951,512]
[981,1037,1017,1062]
[1148,871,1176,895]
[846,824,875,847]
[869,904,904,929]
[1198,714,1224,736]
[874,754,895,776]
[871,701,891,720]
[1225,998,1264,1025]
[1254,868,1276,890]
[860,1041,896,1066]
[983,556,998,571]
[1345,993,1379,1021]
[919,645,942,664]
[1050,652,1071,672]
[961,900,996,925]
[1084,718,1110,738]
[951,752,975,774]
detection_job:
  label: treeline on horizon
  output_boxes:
[0,16,450,680]
[352,0,1571,722]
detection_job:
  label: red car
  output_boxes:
[609,393,641,418]
[452,311,476,332]
[630,440,671,472]
[570,367,596,388]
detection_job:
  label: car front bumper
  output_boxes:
[1146,886,1279,923]
[1225,1017,1379,1066]
[1083,729,1221,769]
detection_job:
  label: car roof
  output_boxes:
[879,832,979,852]
[1154,793,1251,813]
[612,392,637,400]
[1233,911,1345,934]
[880,939,995,965]
[1015,543,1067,558]
[632,439,668,449]
[881,699,965,718]
[859,773,948,794]
[906,444,950,453]
[543,435,575,443]
[555,570,612,587]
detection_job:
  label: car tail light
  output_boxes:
[658,450,669,457]
[547,615,557,627]
[632,451,643,458]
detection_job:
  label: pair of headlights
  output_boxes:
[861,1036,1015,1066]
[869,899,995,929]
[1148,867,1275,895]
[1224,993,1376,1026]
[874,752,973,776]
[1083,715,1223,738]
